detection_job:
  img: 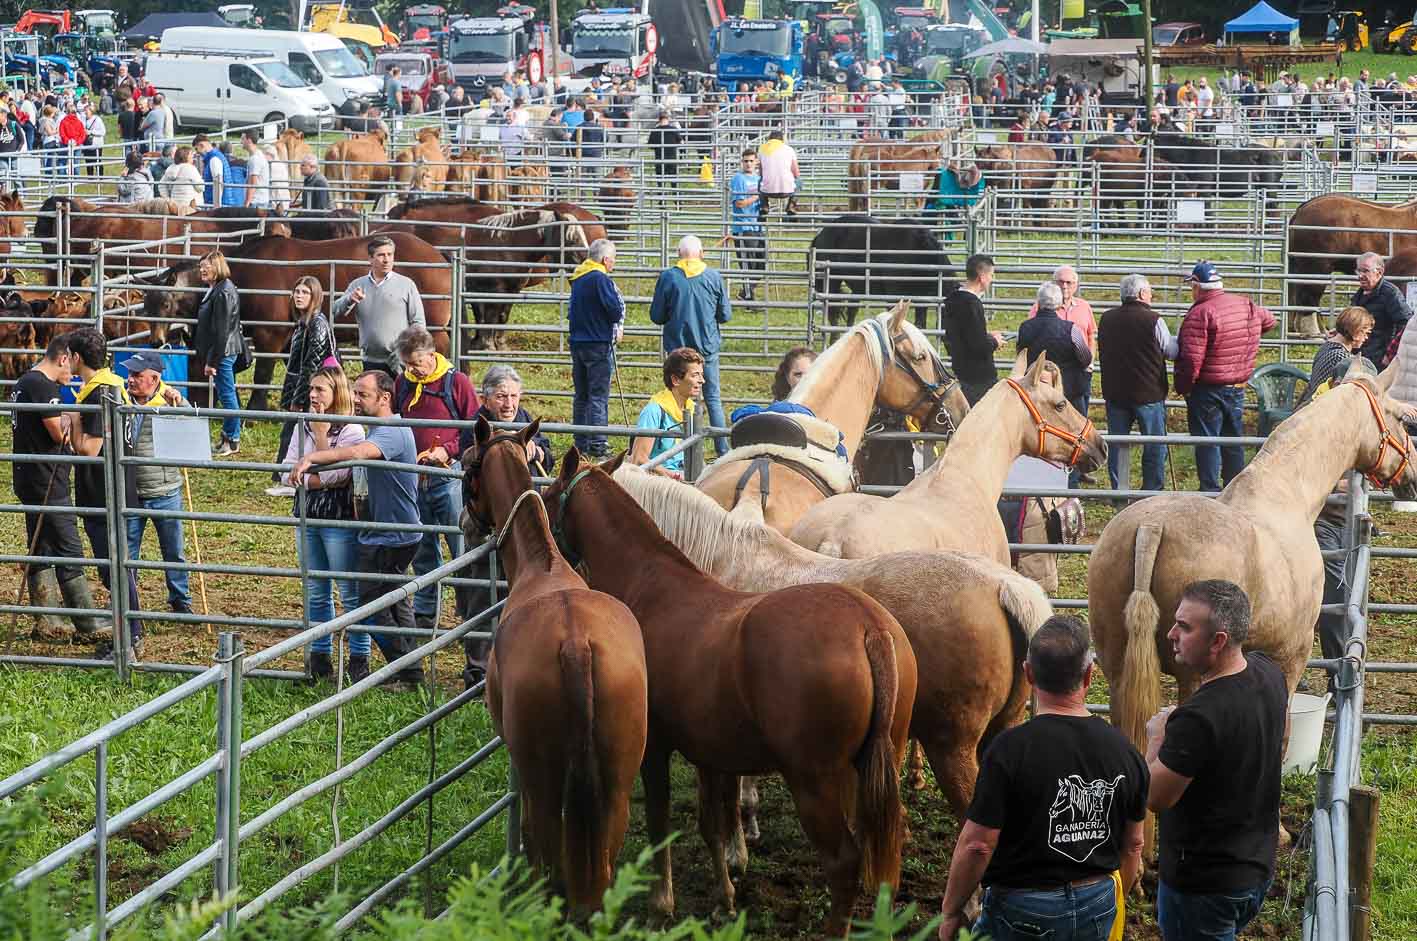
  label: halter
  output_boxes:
[495,489,545,550]
[1356,381,1413,490]
[463,430,534,533]
[864,316,962,434]
[1004,377,1095,469]
[551,466,595,567]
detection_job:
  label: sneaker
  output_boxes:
[95,636,144,662]
[170,600,194,615]
[215,437,240,457]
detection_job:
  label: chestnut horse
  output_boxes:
[543,452,916,936]
[462,419,647,914]
[0,190,25,281]
[143,232,451,411]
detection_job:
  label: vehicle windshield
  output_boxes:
[315,44,370,77]
[407,14,442,33]
[719,23,790,57]
[257,61,311,88]
[83,12,117,36]
[572,27,634,58]
[223,8,255,26]
[449,30,515,61]
[823,18,854,38]
[925,30,976,53]
[896,16,930,31]
[379,57,429,75]
[1152,26,1181,44]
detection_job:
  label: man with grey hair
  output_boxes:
[568,238,624,458]
[650,234,732,455]
[1351,251,1411,366]
[1098,274,1178,493]
[1028,264,1098,471]
[937,614,1148,941]
[1145,580,1286,941]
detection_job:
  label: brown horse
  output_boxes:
[0,190,25,280]
[4,288,89,344]
[976,142,1057,217]
[142,232,451,411]
[847,136,949,212]
[544,452,917,935]
[1089,150,1192,223]
[0,299,38,380]
[597,166,636,236]
[323,127,392,205]
[697,304,970,534]
[445,149,508,203]
[283,209,362,241]
[462,419,648,914]
[392,125,450,191]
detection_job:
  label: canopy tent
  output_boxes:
[124,12,230,45]
[1223,1,1300,46]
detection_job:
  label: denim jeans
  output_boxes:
[358,540,423,681]
[214,353,241,442]
[571,342,613,455]
[701,351,727,457]
[1186,384,1246,492]
[81,513,143,642]
[301,523,370,656]
[1157,879,1268,941]
[125,489,191,608]
[1068,391,1089,487]
[412,475,464,620]
[1106,400,1168,493]
[974,878,1117,941]
[1314,518,1348,679]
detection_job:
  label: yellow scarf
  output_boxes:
[134,379,175,408]
[74,368,130,404]
[674,258,706,278]
[649,387,694,425]
[403,352,454,409]
[1108,871,1126,941]
[760,137,787,157]
[570,258,608,281]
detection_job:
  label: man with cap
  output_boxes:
[123,350,193,616]
[1175,261,1276,492]
[647,109,683,196]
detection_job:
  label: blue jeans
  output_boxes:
[1186,384,1246,492]
[701,351,727,457]
[571,342,612,455]
[412,475,464,620]
[974,878,1117,941]
[214,353,241,442]
[300,523,370,656]
[125,489,191,608]
[1068,391,1089,487]
[1106,400,1168,493]
[1157,879,1268,941]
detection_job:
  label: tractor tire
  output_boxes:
[1374,31,1390,54]
[1402,30,1416,54]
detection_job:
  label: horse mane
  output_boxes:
[387,194,487,218]
[131,198,183,215]
[612,464,776,575]
[789,311,888,404]
[198,205,271,219]
[481,209,553,230]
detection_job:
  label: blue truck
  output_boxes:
[712,17,804,92]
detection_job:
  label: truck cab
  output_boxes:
[712,17,804,91]
[402,4,447,41]
[446,15,525,89]
[568,9,657,88]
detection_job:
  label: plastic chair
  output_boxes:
[1248,363,1311,436]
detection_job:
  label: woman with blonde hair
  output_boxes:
[279,366,372,682]
[276,276,335,466]
[1298,306,1375,407]
[192,250,243,454]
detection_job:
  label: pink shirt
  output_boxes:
[1027,296,1096,351]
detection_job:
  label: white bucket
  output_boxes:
[1282,692,1331,775]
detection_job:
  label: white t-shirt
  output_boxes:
[245,150,270,207]
[758,140,797,195]
[83,113,104,145]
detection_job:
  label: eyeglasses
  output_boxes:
[1357,267,1381,274]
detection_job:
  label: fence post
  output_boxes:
[684,406,705,483]
[214,631,245,934]
[92,248,105,331]
[102,395,130,683]
[450,253,464,374]
[94,739,108,940]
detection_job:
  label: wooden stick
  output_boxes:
[181,469,211,630]
[1349,784,1380,941]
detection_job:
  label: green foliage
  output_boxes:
[849,884,943,941]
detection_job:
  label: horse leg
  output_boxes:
[785,770,864,938]
[922,735,980,821]
[727,775,757,875]
[696,769,738,919]
[642,747,676,920]
[247,354,275,413]
[906,740,927,791]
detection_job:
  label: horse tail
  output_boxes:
[983,572,1054,751]
[855,622,903,894]
[560,632,605,903]
[1119,522,1164,749]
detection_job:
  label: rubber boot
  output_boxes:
[27,568,73,642]
[307,651,334,684]
[348,655,371,684]
[57,574,112,640]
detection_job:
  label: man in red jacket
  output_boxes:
[1175,261,1276,492]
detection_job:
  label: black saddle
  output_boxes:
[730,411,809,452]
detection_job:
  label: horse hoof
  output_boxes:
[908,772,928,792]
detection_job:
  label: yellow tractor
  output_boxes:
[1373,13,1415,53]
[1326,10,1369,51]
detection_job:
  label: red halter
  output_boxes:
[1004,377,1095,469]
[1356,381,1412,490]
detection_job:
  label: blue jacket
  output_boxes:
[649,260,731,356]
[567,260,624,345]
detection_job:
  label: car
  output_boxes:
[1152,21,1206,46]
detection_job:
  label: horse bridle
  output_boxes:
[1004,377,1096,469]
[550,466,595,567]
[865,317,962,434]
[463,430,534,534]
[1356,381,1412,490]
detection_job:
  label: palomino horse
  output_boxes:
[1089,366,1417,760]
[791,355,1107,566]
[461,419,647,914]
[696,302,970,534]
[612,460,1051,837]
[543,453,917,936]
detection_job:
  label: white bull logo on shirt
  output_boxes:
[1047,773,1125,863]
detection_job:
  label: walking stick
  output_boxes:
[181,469,211,629]
[609,342,631,428]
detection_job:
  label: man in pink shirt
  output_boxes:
[1027,264,1097,478]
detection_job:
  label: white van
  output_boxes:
[160,26,382,112]
[144,52,336,133]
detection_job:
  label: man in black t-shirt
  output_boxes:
[938,616,1147,941]
[1146,579,1288,941]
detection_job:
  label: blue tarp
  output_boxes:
[1224,1,1299,34]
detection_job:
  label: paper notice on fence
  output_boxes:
[262,123,278,143]
[1353,173,1378,195]
[1407,281,1417,311]
[976,129,999,144]
[15,155,39,178]
[1175,199,1206,224]
[479,124,501,143]
[1214,123,1235,139]
[1276,94,1294,108]
[1316,121,1336,137]
[898,171,926,192]
[152,416,213,463]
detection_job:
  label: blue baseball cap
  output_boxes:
[1183,261,1222,287]
[125,350,165,375]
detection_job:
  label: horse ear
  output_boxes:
[602,451,627,474]
[1009,349,1029,378]
[474,414,492,446]
[519,417,541,446]
[560,446,583,482]
[887,298,908,334]
[1023,350,1050,386]
[1376,356,1399,394]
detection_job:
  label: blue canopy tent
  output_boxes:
[1223,1,1300,46]
[123,12,231,45]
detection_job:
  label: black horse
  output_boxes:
[810,214,958,330]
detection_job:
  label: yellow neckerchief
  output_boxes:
[133,379,174,407]
[649,387,694,425]
[674,258,706,278]
[403,352,454,409]
[74,368,130,404]
[570,258,608,281]
[1108,871,1125,941]
[760,137,787,158]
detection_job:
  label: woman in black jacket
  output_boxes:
[275,276,336,470]
[192,250,244,455]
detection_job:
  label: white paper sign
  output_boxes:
[1353,172,1378,195]
[478,123,501,142]
[1277,94,1294,107]
[1406,280,1417,310]
[1316,121,1336,137]
[152,416,214,463]
[976,129,999,144]
[1214,123,1236,138]
[15,154,40,177]
[1175,199,1206,223]
[262,122,278,142]
[898,171,926,192]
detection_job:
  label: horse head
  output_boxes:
[554,211,591,264]
[142,261,202,327]
[1007,352,1107,472]
[0,314,37,380]
[949,161,982,190]
[417,125,442,144]
[461,413,542,535]
[0,190,24,239]
[1362,361,1417,501]
[866,301,969,437]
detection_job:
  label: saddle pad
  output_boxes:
[713,442,857,496]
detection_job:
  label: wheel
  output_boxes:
[263,112,285,129]
[1374,31,1390,54]
[1402,30,1415,54]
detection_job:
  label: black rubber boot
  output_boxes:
[28,568,73,642]
[57,574,112,640]
[348,655,371,684]
[307,651,334,683]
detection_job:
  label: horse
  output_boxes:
[543,452,917,935]
[696,303,970,535]
[142,232,451,412]
[445,149,508,203]
[282,209,362,241]
[0,301,38,380]
[847,134,950,212]
[322,127,392,205]
[1088,150,1193,225]
[975,143,1057,218]
[507,164,550,203]
[597,166,636,236]
[1088,366,1417,768]
[0,190,26,279]
[462,419,648,914]
[1285,194,1417,337]
[809,215,958,329]
[612,459,1051,830]
[790,355,1107,566]
[392,125,449,192]
[4,288,89,344]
